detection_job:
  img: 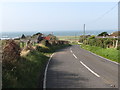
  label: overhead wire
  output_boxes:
[84,2,118,32]
[86,2,118,25]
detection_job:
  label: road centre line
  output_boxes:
[73,53,78,59]
[70,48,77,59]
[80,61,100,78]
[70,47,100,78]
[43,53,55,89]
[70,48,73,53]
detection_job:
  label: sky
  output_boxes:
[1,1,119,32]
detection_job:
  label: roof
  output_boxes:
[109,31,120,36]
[43,36,51,40]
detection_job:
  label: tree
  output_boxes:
[21,34,26,39]
[3,40,21,69]
[88,35,95,39]
[98,32,109,36]
[33,32,43,36]
[47,34,57,40]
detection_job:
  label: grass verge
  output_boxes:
[3,50,49,88]
[81,44,119,63]
[2,44,70,88]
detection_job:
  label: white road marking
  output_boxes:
[80,61,100,78]
[73,53,78,59]
[71,47,100,78]
[43,53,55,89]
[70,48,73,53]
[70,48,77,59]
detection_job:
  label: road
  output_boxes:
[45,45,118,88]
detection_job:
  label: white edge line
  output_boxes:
[87,50,118,65]
[80,61,100,78]
[73,53,77,59]
[43,53,54,89]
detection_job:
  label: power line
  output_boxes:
[82,3,118,34]
[94,3,118,22]
[86,3,118,25]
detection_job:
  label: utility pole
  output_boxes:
[83,24,86,36]
[83,24,86,43]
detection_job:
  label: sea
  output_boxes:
[0,30,117,39]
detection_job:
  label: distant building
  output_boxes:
[43,36,51,41]
[109,31,120,37]
[96,31,119,38]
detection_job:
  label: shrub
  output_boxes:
[40,40,46,46]
[21,34,26,39]
[98,32,109,36]
[3,40,21,69]
[36,46,50,53]
[117,46,120,50]
[23,45,34,51]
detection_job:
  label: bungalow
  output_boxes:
[109,31,120,38]
[43,36,51,41]
[96,31,120,38]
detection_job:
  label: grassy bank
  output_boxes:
[3,44,70,88]
[3,50,49,88]
[81,44,119,63]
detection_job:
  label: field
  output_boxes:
[57,36,80,42]
[81,45,119,63]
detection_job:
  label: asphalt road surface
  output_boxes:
[45,45,118,88]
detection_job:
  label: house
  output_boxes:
[109,31,120,37]
[43,36,51,41]
[96,31,120,38]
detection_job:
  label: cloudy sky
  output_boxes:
[1,1,118,32]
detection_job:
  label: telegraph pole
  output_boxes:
[83,24,85,36]
[83,24,86,43]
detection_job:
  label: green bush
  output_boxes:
[117,46,120,50]
[40,40,46,46]
[36,46,50,53]
[80,36,118,49]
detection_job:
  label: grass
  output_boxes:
[81,44,119,63]
[2,44,70,88]
[57,36,80,42]
[57,36,80,45]
[3,50,49,88]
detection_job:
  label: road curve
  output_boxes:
[45,45,118,88]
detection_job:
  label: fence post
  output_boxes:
[115,40,118,48]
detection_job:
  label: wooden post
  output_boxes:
[115,40,118,48]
